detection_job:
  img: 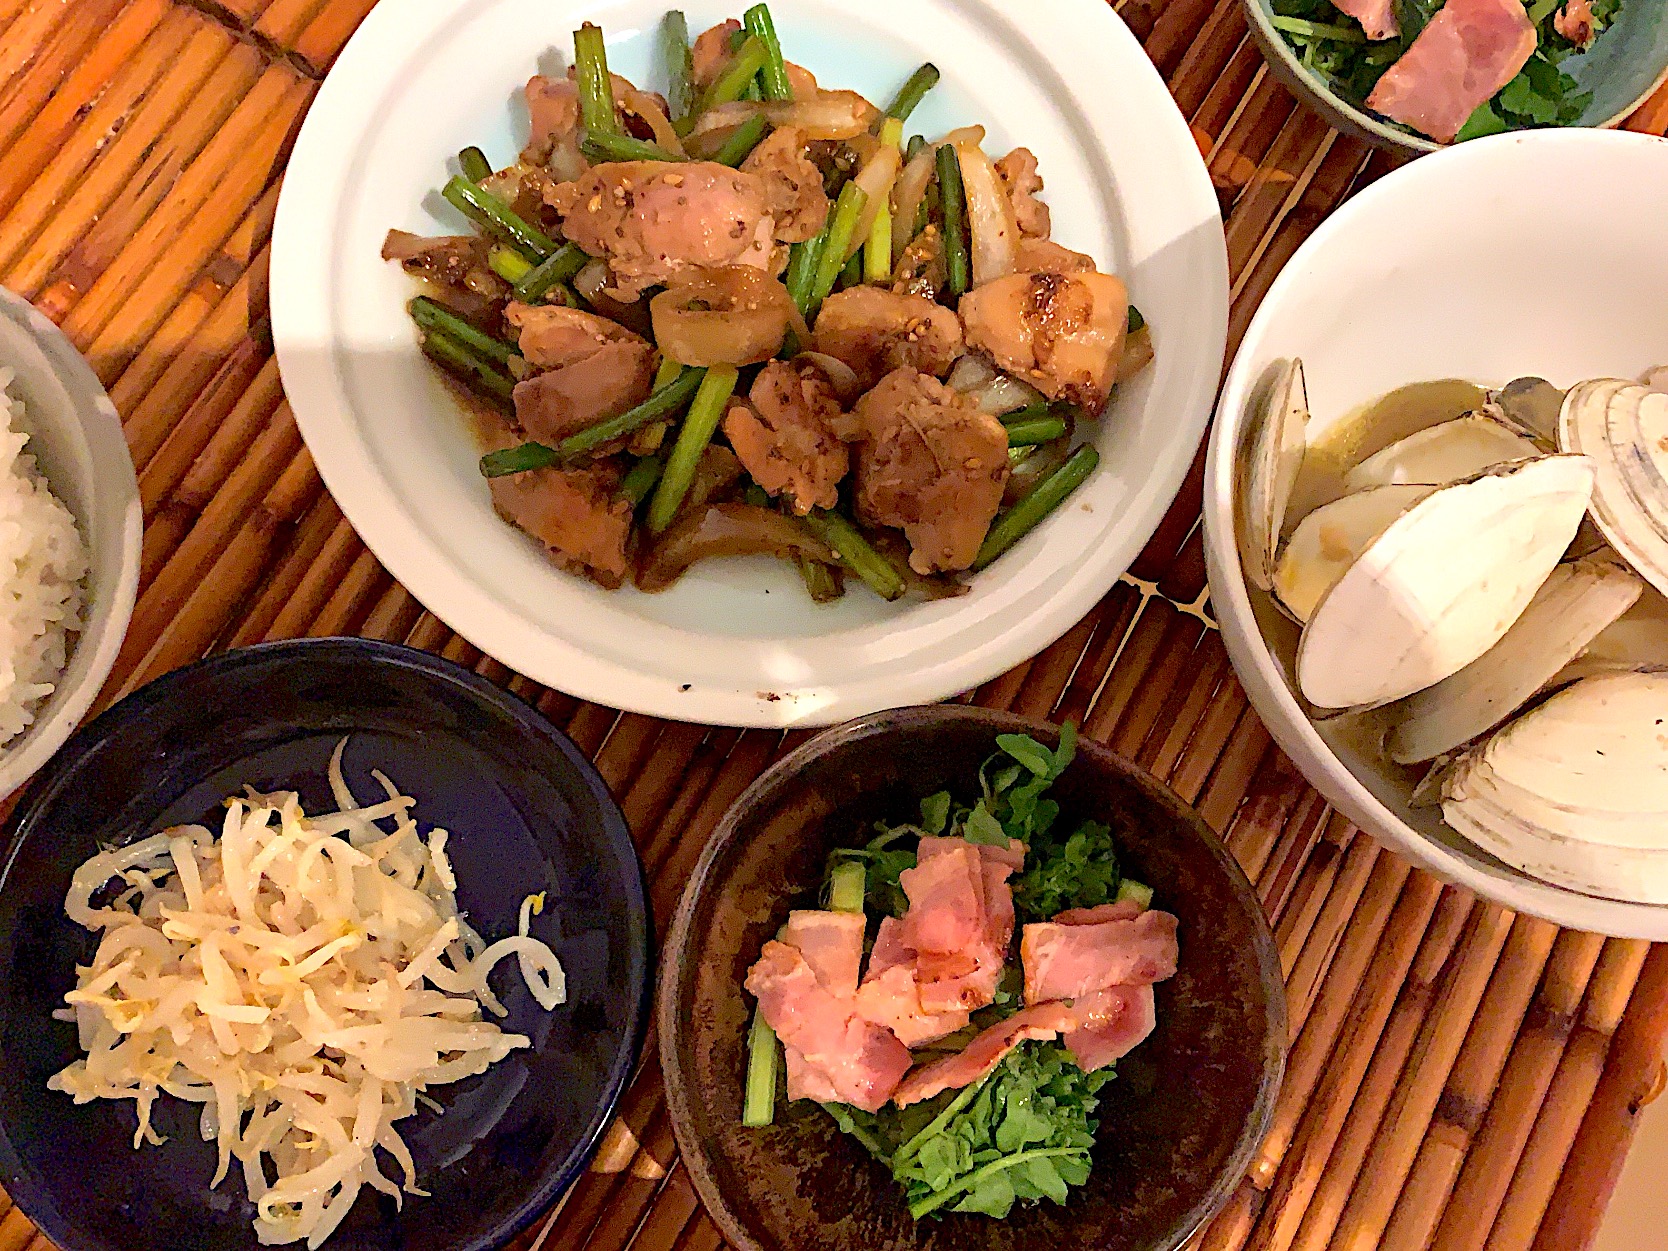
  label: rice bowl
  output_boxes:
[0,367,87,747]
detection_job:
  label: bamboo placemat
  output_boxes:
[1,2,1666,1249]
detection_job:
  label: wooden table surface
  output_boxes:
[1,1,1667,1249]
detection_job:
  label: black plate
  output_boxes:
[0,638,652,1251]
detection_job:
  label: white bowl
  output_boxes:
[1204,129,1668,939]
[0,288,141,798]
[271,0,1228,728]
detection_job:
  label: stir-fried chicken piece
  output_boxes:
[1015,238,1095,275]
[381,231,507,322]
[741,126,829,243]
[813,287,963,389]
[511,340,656,446]
[852,369,1008,574]
[522,75,585,171]
[995,147,1050,240]
[490,464,632,587]
[504,302,647,372]
[890,223,947,302]
[960,268,1129,413]
[548,162,775,299]
[723,361,849,514]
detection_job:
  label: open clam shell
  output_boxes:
[1545,584,1668,688]
[1487,377,1564,448]
[1271,484,1433,623]
[1558,380,1668,599]
[1235,358,1308,592]
[1295,455,1596,710]
[1441,670,1668,903]
[1384,555,1643,764]
[1340,414,1540,494]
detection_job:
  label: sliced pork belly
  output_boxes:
[855,962,971,1047]
[1364,0,1537,143]
[1021,908,1179,1004]
[1063,984,1156,1072]
[1053,899,1145,925]
[897,835,1020,1014]
[782,909,866,997]
[899,841,986,953]
[892,1002,1078,1107]
[1335,0,1399,40]
[744,939,912,1111]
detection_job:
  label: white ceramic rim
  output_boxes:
[1204,128,1668,939]
[270,0,1228,727]
[0,288,142,799]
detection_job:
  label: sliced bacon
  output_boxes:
[745,939,911,1111]
[1063,984,1156,1072]
[1021,908,1179,1004]
[782,909,865,997]
[1053,899,1145,925]
[892,1002,1078,1107]
[1334,0,1399,41]
[783,1044,840,1103]
[899,842,986,954]
[1364,0,1537,143]
[855,964,971,1047]
[898,836,1019,1014]
[866,915,914,978]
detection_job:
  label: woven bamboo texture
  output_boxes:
[1,1,1667,1248]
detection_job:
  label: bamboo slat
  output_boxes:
[0,4,1664,1251]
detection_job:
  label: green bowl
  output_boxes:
[1241,0,1668,156]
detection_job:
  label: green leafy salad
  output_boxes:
[1271,0,1620,138]
[743,726,1161,1220]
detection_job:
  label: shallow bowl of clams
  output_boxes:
[1204,128,1668,939]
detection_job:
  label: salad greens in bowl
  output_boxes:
[1243,0,1668,154]
[658,705,1283,1251]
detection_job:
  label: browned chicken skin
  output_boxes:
[724,361,850,514]
[522,75,583,168]
[1014,238,1095,275]
[510,340,656,447]
[852,369,1008,574]
[548,162,776,299]
[996,148,1050,239]
[813,287,964,389]
[959,269,1129,413]
[505,302,646,371]
[490,464,633,587]
[741,126,830,243]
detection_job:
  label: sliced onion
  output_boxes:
[1005,436,1072,507]
[651,266,797,366]
[574,258,610,303]
[687,101,765,140]
[889,148,936,266]
[784,62,819,100]
[955,142,1019,287]
[841,143,903,262]
[946,355,997,392]
[794,352,863,404]
[1117,324,1154,382]
[636,503,834,591]
[969,374,1045,415]
[767,91,879,140]
[937,124,986,148]
[619,85,687,157]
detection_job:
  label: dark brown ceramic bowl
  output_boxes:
[658,705,1285,1251]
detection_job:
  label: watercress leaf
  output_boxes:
[1026,1155,1071,1204]
[964,803,1009,848]
[953,1170,1017,1218]
[996,733,1056,778]
[1053,721,1078,774]
[1455,101,1509,141]
[919,790,952,835]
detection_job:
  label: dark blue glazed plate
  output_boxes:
[0,638,652,1251]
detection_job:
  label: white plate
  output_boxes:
[272,0,1227,726]
[1204,129,1668,939]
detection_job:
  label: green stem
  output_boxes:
[487,245,534,286]
[885,63,940,123]
[743,4,794,101]
[574,23,619,135]
[808,181,868,312]
[785,230,827,319]
[562,366,704,462]
[664,10,695,126]
[973,444,1099,570]
[710,113,771,167]
[442,176,556,261]
[742,1008,779,1127]
[620,455,664,505]
[1004,416,1068,447]
[420,330,516,406]
[581,132,683,163]
[511,242,589,303]
[458,146,492,183]
[1269,15,1366,41]
[646,364,740,531]
[1127,304,1146,333]
[802,510,904,601]
[892,1071,992,1167]
[935,144,969,297]
[796,553,842,602]
[409,297,519,368]
[700,36,769,114]
[829,861,866,912]
[907,1147,1088,1219]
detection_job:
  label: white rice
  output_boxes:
[0,367,87,747]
